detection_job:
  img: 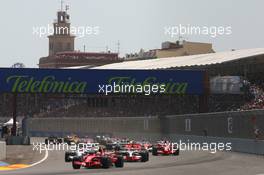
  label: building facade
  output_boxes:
[39,8,121,68]
[125,40,214,61]
[156,40,214,58]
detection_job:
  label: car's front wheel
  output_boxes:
[173,149,180,156]
[140,152,149,162]
[72,161,81,169]
[152,147,158,156]
[115,156,124,168]
[101,157,111,169]
[65,152,75,162]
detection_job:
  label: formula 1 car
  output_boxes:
[105,138,131,150]
[117,149,149,162]
[95,135,112,145]
[64,135,80,145]
[65,146,87,163]
[128,141,153,152]
[140,141,153,152]
[115,143,149,162]
[65,142,99,162]
[71,151,124,169]
[44,136,63,145]
[152,141,179,156]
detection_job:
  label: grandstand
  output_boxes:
[95,48,264,88]
[1,48,264,118]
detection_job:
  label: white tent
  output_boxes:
[3,118,18,127]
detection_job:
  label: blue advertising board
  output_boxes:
[0,68,206,95]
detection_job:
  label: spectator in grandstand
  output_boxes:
[239,83,264,111]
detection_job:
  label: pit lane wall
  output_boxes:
[161,109,264,155]
[24,109,264,140]
[24,109,264,154]
[162,109,264,139]
[24,117,162,141]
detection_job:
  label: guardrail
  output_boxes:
[164,109,264,139]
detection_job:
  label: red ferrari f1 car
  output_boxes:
[152,141,179,156]
[72,151,124,169]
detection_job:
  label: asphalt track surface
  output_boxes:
[1,148,264,175]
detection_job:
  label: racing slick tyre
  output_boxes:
[173,149,180,156]
[152,147,158,156]
[72,161,81,169]
[65,152,75,162]
[115,156,124,168]
[146,152,149,161]
[72,156,82,169]
[140,152,149,162]
[101,157,111,169]
[45,139,48,145]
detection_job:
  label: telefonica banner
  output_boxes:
[0,68,205,95]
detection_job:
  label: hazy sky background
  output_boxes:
[0,0,263,67]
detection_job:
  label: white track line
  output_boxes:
[27,147,49,168]
[0,146,49,171]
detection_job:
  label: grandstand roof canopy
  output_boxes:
[93,48,264,70]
